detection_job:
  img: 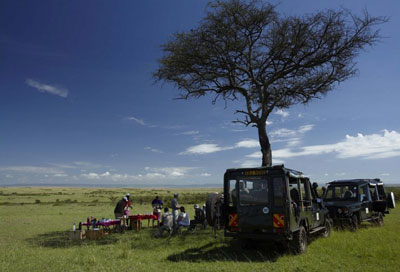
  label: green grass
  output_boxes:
[0,187,399,272]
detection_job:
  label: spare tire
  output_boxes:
[206,193,222,226]
[387,192,396,209]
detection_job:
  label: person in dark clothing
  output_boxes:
[152,195,164,221]
[190,204,207,230]
[152,196,163,207]
[114,197,127,219]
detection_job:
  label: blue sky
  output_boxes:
[1,0,400,186]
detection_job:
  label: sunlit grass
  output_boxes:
[0,187,399,272]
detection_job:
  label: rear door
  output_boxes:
[236,177,273,231]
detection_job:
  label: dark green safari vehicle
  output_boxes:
[323,179,395,230]
[206,165,331,254]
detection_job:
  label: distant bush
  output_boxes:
[35,199,41,204]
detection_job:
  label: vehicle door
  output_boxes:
[310,182,323,228]
[359,184,372,219]
[236,177,272,231]
[300,178,317,228]
[224,178,238,231]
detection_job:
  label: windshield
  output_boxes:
[324,185,358,201]
[238,179,269,206]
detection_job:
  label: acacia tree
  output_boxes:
[154,0,385,167]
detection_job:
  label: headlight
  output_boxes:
[337,208,343,214]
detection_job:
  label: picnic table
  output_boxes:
[82,219,121,232]
[129,214,158,230]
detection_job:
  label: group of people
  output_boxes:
[112,192,207,238]
[155,193,207,238]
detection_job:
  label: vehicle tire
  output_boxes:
[206,193,221,226]
[374,212,384,227]
[321,219,331,238]
[290,226,307,254]
[387,192,396,209]
[350,214,359,231]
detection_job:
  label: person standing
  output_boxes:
[123,193,133,216]
[114,197,127,219]
[152,195,163,221]
[171,193,180,234]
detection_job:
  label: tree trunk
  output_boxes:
[257,122,272,167]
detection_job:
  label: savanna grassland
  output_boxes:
[0,187,399,272]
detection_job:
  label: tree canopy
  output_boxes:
[154,0,386,166]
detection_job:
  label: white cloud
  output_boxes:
[274,109,289,118]
[201,173,211,177]
[182,130,199,135]
[81,171,111,180]
[273,130,400,160]
[235,139,259,148]
[271,125,314,139]
[145,146,163,153]
[266,120,273,126]
[181,138,262,155]
[126,116,146,126]
[269,124,314,147]
[79,167,196,182]
[237,158,284,168]
[381,173,390,176]
[26,78,68,98]
[0,166,64,175]
[180,144,233,155]
[54,173,68,177]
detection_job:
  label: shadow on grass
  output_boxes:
[167,239,287,263]
[26,231,119,248]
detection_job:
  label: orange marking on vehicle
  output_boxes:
[229,213,238,227]
[273,213,284,228]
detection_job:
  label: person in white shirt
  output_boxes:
[177,206,190,227]
[154,208,173,238]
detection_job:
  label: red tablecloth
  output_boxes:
[129,214,157,221]
[82,219,121,227]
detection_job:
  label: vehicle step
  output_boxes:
[309,226,325,234]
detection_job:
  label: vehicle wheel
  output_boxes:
[322,219,331,238]
[374,212,384,227]
[350,214,359,231]
[290,226,307,254]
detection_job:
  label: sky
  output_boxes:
[1,0,400,187]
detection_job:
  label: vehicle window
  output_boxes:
[289,177,300,205]
[324,185,358,200]
[228,180,236,207]
[325,186,334,199]
[300,179,311,206]
[273,177,284,206]
[360,185,370,201]
[239,179,268,206]
[369,185,378,200]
